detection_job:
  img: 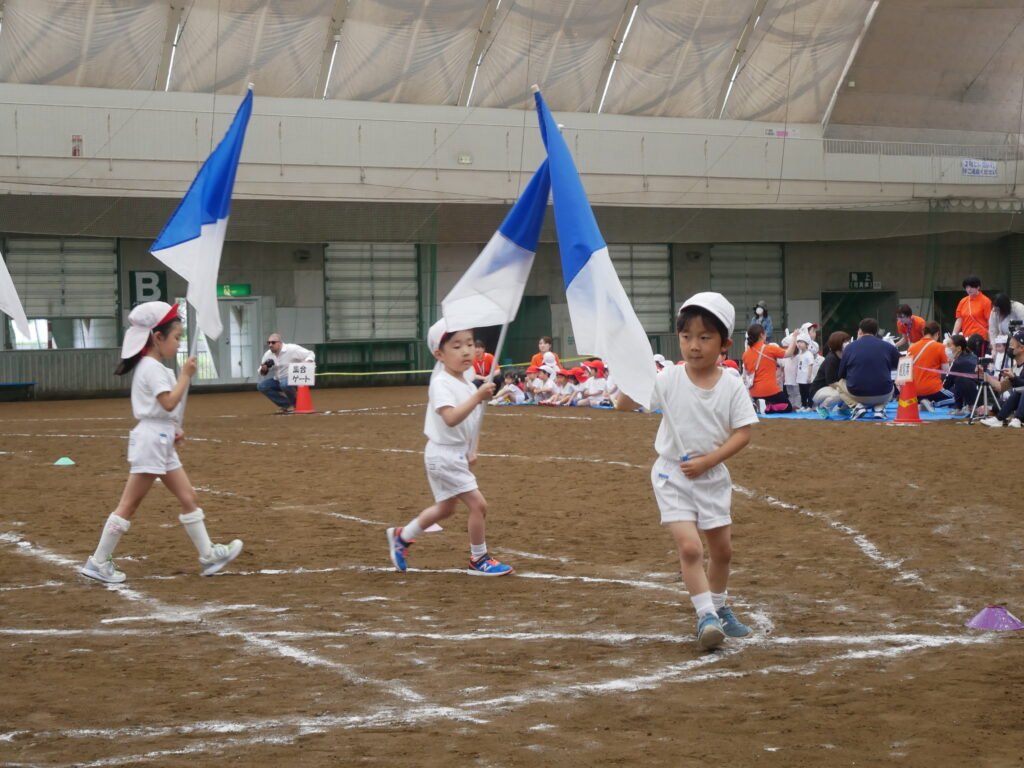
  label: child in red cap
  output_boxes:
[80,302,243,584]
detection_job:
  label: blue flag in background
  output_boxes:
[151,88,253,341]
[534,88,656,408]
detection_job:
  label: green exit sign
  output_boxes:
[217,283,252,297]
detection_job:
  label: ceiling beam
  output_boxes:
[590,1,637,113]
[153,2,186,91]
[315,0,349,99]
[714,0,769,119]
[821,0,880,132]
[457,0,500,106]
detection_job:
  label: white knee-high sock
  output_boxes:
[93,513,130,562]
[179,509,213,559]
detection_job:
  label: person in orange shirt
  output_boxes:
[894,304,926,350]
[528,336,560,370]
[742,324,800,413]
[471,338,501,388]
[906,321,953,410]
[952,275,992,343]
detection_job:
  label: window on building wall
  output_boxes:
[324,243,419,340]
[3,238,118,350]
[608,244,672,333]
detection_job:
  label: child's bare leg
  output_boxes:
[704,524,733,594]
[458,489,488,546]
[112,474,157,521]
[414,498,458,530]
[667,521,709,595]
[159,468,199,512]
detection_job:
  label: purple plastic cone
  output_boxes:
[965,605,1024,631]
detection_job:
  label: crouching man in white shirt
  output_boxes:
[258,333,315,413]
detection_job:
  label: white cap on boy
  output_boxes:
[678,292,736,337]
[120,301,179,359]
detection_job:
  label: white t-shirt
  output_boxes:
[261,343,315,381]
[782,354,799,386]
[423,370,480,446]
[585,376,608,399]
[536,378,557,400]
[649,365,759,461]
[132,356,182,425]
[796,350,815,384]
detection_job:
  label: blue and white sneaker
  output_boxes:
[850,404,868,420]
[467,554,514,577]
[386,527,409,572]
[716,605,752,638]
[816,406,830,420]
[696,612,725,650]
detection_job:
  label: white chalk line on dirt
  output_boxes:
[0,532,424,704]
[1,628,993,766]
[733,485,927,589]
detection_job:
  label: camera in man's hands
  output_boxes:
[261,358,276,371]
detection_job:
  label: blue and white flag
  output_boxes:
[0,248,29,337]
[150,88,253,340]
[533,89,656,408]
[442,161,550,331]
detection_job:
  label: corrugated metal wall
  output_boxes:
[0,349,128,398]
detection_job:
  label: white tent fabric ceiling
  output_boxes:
[0,0,1021,133]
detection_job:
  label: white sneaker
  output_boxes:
[980,416,1003,428]
[1008,418,1022,429]
[756,399,767,415]
[873,406,888,419]
[199,539,244,576]
[920,398,935,412]
[80,555,126,584]
[850,404,868,420]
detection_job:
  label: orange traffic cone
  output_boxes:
[293,385,316,414]
[890,380,923,425]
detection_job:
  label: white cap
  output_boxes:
[652,353,667,366]
[540,363,558,376]
[679,292,736,337]
[994,334,1008,345]
[427,317,473,354]
[797,332,812,344]
[120,301,178,359]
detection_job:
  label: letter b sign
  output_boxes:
[129,270,167,306]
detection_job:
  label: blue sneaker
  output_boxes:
[386,527,409,572]
[816,406,830,420]
[716,605,751,638]
[467,554,514,577]
[696,612,725,650]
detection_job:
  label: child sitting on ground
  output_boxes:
[490,370,527,405]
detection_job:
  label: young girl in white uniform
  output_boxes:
[386,319,513,576]
[79,302,244,584]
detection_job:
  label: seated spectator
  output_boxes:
[578,360,611,406]
[810,331,850,416]
[719,350,740,377]
[546,369,576,406]
[534,364,558,404]
[835,318,899,419]
[258,334,315,413]
[979,329,1024,428]
[943,334,978,415]
[894,305,926,350]
[907,321,953,410]
[529,336,560,370]
[742,324,800,413]
[490,370,526,405]
[471,338,501,387]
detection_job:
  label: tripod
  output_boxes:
[967,371,1002,424]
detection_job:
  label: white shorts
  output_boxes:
[127,421,182,475]
[424,441,478,502]
[651,456,732,530]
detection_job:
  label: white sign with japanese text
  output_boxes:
[287,362,316,387]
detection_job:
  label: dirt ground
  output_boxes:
[1,385,1022,767]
